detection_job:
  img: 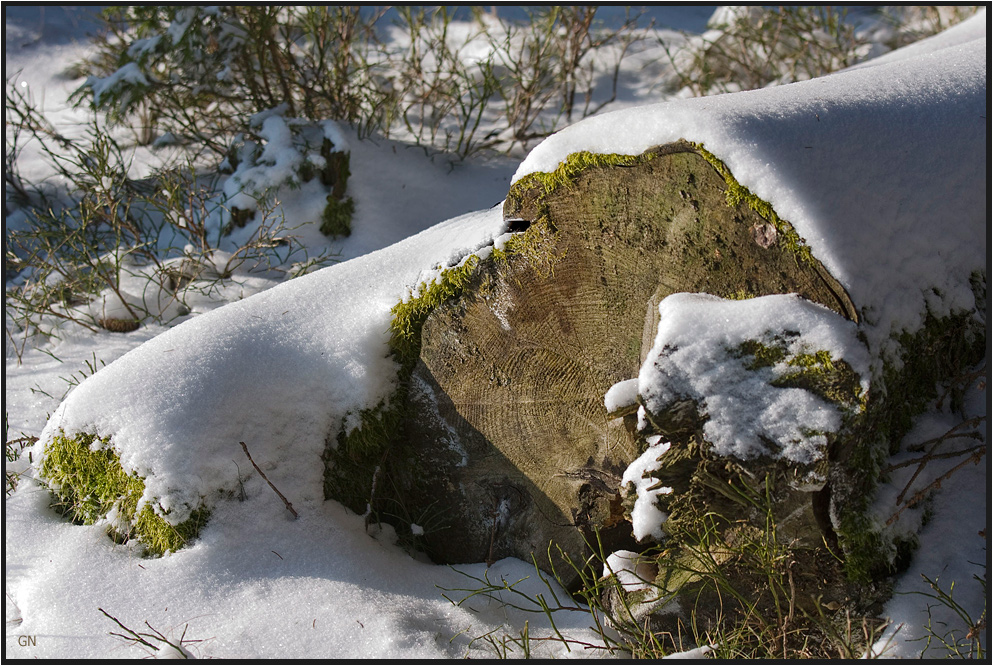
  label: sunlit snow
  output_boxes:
[5,6,987,660]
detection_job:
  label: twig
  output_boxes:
[886,444,984,474]
[886,448,985,526]
[99,607,160,652]
[239,441,298,519]
[5,435,39,447]
[365,464,381,532]
[886,416,985,506]
[99,607,202,658]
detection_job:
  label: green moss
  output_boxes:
[323,399,408,515]
[39,431,208,556]
[831,307,985,584]
[778,353,864,408]
[325,254,488,511]
[320,143,351,199]
[732,338,865,408]
[319,194,355,237]
[735,338,788,370]
[692,143,815,266]
[726,289,756,301]
[501,150,664,279]
[389,256,480,368]
[511,151,650,199]
[508,143,815,271]
[497,216,565,278]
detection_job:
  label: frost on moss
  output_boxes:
[39,431,208,556]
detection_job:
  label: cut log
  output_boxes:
[327,138,981,630]
[397,143,863,579]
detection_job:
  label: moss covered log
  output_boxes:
[327,140,982,617]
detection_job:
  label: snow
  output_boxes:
[639,293,870,463]
[35,207,508,524]
[86,62,148,107]
[620,440,674,542]
[6,488,608,659]
[603,550,658,593]
[604,378,639,415]
[5,6,988,661]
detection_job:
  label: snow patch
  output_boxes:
[639,293,869,463]
[621,439,674,542]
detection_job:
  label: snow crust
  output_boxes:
[514,11,987,367]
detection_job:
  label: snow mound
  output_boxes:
[36,207,507,523]
[639,293,870,463]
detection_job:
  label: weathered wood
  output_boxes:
[402,143,857,577]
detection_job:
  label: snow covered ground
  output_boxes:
[5,6,988,660]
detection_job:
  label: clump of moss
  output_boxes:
[389,256,480,368]
[511,151,649,199]
[776,350,865,408]
[323,399,409,515]
[493,217,565,278]
[692,142,815,266]
[320,194,355,237]
[324,254,487,512]
[39,431,208,556]
[732,338,865,408]
[735,338,789,369]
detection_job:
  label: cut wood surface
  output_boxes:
[403,142,858,574]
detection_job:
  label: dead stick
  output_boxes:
[240,441,298,519]
[886,449,984,526]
